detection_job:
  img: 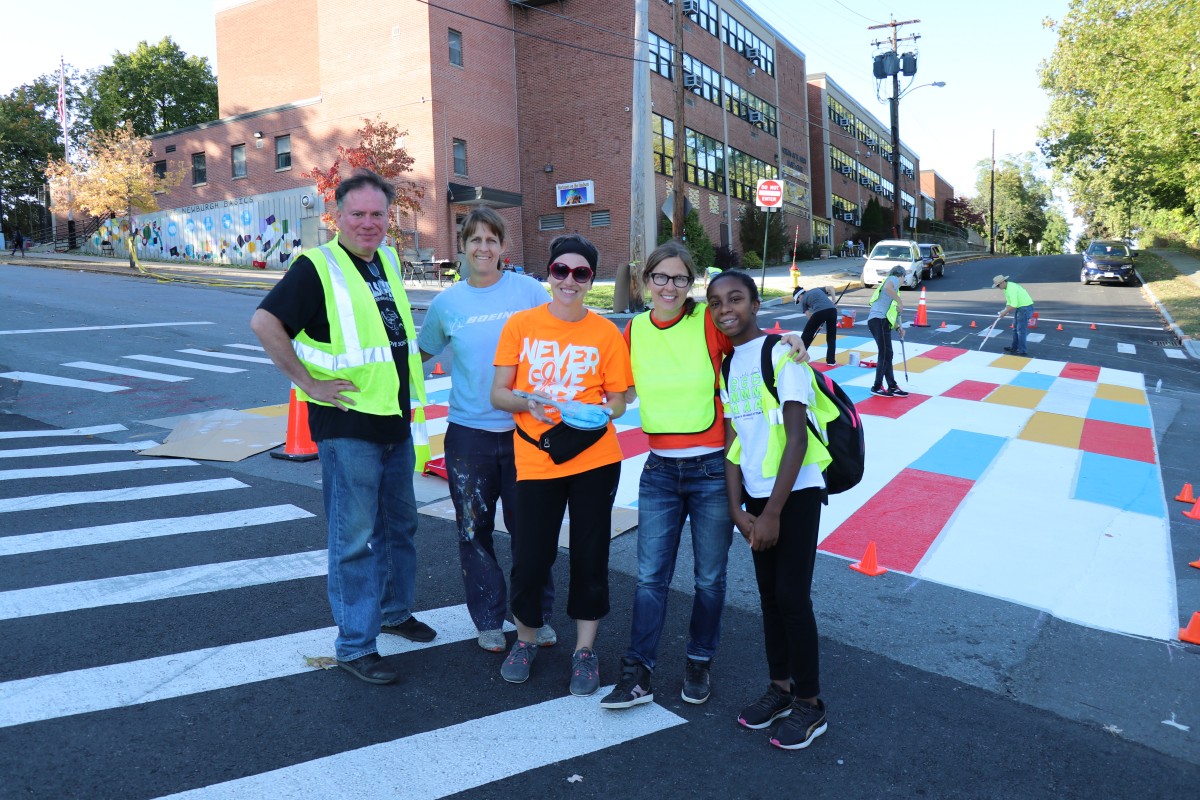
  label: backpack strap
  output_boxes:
[759,334,782,403]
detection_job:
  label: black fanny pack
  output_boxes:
[516,422,606,465]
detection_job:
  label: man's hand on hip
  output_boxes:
[306,379,359,411]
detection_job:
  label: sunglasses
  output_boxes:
[549,263,594,282]
[648,272,692,288]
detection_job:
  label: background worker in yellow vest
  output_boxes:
[866,265,909,398]
[992,274,1036,356]
[251,169,435,686]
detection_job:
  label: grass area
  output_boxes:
[583,284,786,311]
[1137,251,1200,337]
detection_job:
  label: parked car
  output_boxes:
[1081,240,1136,285]
[862,239,922,289]
[918,243,945,279]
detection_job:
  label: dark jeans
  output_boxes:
[443,423,553,631]
[511,462,621,627]
[1011,305,1034,353]
[745,487,823,698]
[868,316,898,391]
[801,307,839,364]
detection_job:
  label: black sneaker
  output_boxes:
[600,657,654,709]
[681,657,711,704]
[381,616,436,643]
[337,652,398,685]
[738,683,793,729]
[870,386,890,397]
[770,699,828,750]
[888,387,909,398]
[1003,346,1015,352]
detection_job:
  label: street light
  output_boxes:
[889,81,945,237]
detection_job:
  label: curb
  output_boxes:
[1135,267,1197,358]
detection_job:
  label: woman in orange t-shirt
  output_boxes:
[491,234,632,696]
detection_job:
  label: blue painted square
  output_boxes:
[1074,451,1164,516]
[909,430,1006,481]
[1087,398,1151,428]
[1010,372,1055,390]
[841,384,874,404]
[836,335,875,350]
[619,407,642,429]
[425,389,451,404]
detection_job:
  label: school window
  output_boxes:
[684,128,725,193]
[652,113,674,177]
[191,153,206,185]
[727,147,774,202]
[647,31,673,80]
[153,160,167,179]
[681,54,721,106]
[275,135,291,171]
[453,139,467,176]
[448,29,463,67]
[231,144,246,179]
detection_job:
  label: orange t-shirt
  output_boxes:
[495,305,633,480]
[623,305,732,453]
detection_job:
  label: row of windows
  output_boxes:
[723,78,777,136]
[651,113,777,202]
[659,1,776,75]
[159,135,292,186]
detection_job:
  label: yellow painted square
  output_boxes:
[1094,383,1147,405]
[983,384,1045,409]
[1019,411,1084,448]
[989,355,1032,370]
[243,404,289,417]
[897,356,943,374]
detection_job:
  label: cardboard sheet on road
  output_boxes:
[139,410,285,462]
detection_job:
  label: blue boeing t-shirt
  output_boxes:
[418,271,548,430]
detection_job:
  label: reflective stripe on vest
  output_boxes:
[870,281,900,327]
[629,308,715,434]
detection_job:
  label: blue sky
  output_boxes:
[4,0,1068,206]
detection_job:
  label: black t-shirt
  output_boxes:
[258,241,411,444]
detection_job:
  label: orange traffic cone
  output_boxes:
[1190,557,1200,570]
[1056,323,1064,331]
[271,388,319,462]
[1090,323,1097,330]
[765,321,786,334]
[431,362,446,376]
[1184,499,1200,520]
[970,320,977,328]
[1176,483,1196,503]
[914,286,929,327]
[1181,612,1200,645]
[849,541,887,576]
[939,320,947,328]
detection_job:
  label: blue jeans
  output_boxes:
[626,451,733,670]
[1012,305,1034,353]
[318,437,419,661]
[443,423,553,631]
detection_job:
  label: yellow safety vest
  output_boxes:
[292,237,430,471]
[630,307,715,434]
[870,281,900,327]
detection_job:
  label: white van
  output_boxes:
[861,239,922,289]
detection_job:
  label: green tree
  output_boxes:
[858,196,889,238]
[1042,207,1071,254]
[0,83,61,232]
[89,38,217,136]
[970,153,1054,253]
[658,208,715,268]
[737,206,786,263]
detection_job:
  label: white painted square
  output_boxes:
[1069,338,1089,348]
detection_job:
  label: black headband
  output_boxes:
[547,237,598,272]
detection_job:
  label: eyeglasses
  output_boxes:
[549,263,594,283]
[648,272,692,288]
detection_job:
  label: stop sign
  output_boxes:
[755,178,783,209]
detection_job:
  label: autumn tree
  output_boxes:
[89,38,217,136]
[302,117,424,246]
[944,196,985,233]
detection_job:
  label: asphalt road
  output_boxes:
[1,260,1198,799]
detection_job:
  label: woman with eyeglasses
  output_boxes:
[417,207,556,655]
[490,233,632,696]
[601,243,807,711]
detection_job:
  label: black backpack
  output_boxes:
[721,334,866,495]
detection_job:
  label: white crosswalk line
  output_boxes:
[224,344,265,351]
[775,312,804,320]
[1069,337,1089,348]
[0,604,487,728]
[0,371,129,392]
[1164,349,1186,359]
[62,361,192,382]
[0,478,247,514]
[934,324,962,333]
[0,505,313,557]
[0,440,159,460]
[0,550,326,620]
[0,322,213,336]
[0,458,197,482]
[1117,343,1136,354]
[124,355,245,373]
[1027,333,1046,343]
[155,692,685,800]
[176,349,273,364]
[0,424,127,440]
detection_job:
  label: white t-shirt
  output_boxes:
[721,337,826,499]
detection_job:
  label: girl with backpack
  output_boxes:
[706,269,837,751]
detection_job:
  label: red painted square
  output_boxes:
[812,362,836,373]
[856,392,928,419]
[821,468,973,573]
[1079,418,1156,464]
[423,404,449,420]
[1060,363,1100,382]
[617,428,650,459]
[943,380,997,401]
[921,346,968,362]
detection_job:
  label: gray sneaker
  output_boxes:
[569,647,600,696]
[536,623,558,647]
[478,629,506,652]
[500,640,537,684]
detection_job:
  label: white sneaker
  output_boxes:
[536,623,557,647]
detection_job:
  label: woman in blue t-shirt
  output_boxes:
[417,207,555,653]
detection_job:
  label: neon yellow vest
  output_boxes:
[292,237,430,471]
[630,307,715,434]
[870,281,900,327]
[723,348,835,479]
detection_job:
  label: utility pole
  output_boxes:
[671,1,686,239]
[869,18,920,238]
[989,130,996,255]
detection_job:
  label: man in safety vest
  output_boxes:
[992,274,1035,356]
[251,169,434,685]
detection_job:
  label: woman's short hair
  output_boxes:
[642,240,698,317]
[459,207,506,249]
[889,265,907,278]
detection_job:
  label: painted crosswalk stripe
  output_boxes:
[0,424,126,440]
[62,361,192,382]
[0,604,491,728]
[1027,333,1046,343]
[934,324,962,333]
[0,440,159,460]
[177,349,273,364]
[0,504,313,557]
[1117,343,1136,354]
[0,550,326,620]
[155,691,685,800]
[0,322,213,336]
[0,458,197,482]
[1069,338,1089,349]
[0,371,129,393]
[124,355,245,373]
[225,344,265,351]
[0,478,247,514]
[775,312,804,320]
[1164,349,1186,360]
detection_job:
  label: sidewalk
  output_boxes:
[1147,248,1200,291]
